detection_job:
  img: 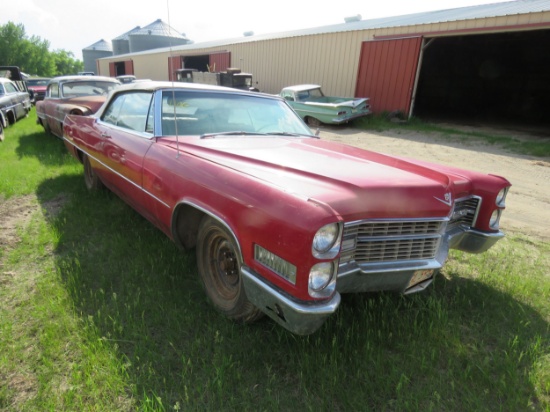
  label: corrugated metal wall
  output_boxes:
[167,56,182,81]
[209,52,230,72]
[355,37,423,115]
[124,60,134,75]
[97,10,550,99]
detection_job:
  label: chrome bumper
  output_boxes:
[448,228,505,253]
[242,228,502,334]
[241,267,340,335]
[335,227,504,294]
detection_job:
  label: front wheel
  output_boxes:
[196,217,263,323]
[82,153,104,191]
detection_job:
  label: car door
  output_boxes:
[95,91,155,218]
[0,83,8,119]
[43,82,61,134]
[3,81,24,120]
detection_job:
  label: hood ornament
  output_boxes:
[434,192,453,206]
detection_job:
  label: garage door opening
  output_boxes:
[184,55,210,71]
[413,29,550,128]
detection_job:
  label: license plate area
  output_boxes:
[407,269,434,289]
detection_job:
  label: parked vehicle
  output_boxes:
[175,68,259,92]
[25,77,51,104]
[36,75,120,138]
[0,66,32,142]
[62,80,511,335]
[279,84,371,127]
[116,75,137,84]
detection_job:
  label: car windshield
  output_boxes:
[296,88,324,101]
[27,79,49,86]
[62,81,118,98]
[161,90,314,137]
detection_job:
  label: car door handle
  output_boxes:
[101,132,111,138]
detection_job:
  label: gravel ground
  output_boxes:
[319,124,550,242]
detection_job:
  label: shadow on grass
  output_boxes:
[15,130,69,167]
[36,175,548,410]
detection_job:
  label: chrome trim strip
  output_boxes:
[470,195,482,227]
[344,216,449,227]
[62,137,170,209]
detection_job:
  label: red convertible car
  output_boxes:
[62,81,511,335]
[36,75,120,138]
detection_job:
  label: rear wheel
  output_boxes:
[306,116,321,127]
[82,153,104,191]
[196,217,263,322]
[0,122,4,142]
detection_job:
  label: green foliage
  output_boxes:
[0,21,83,77]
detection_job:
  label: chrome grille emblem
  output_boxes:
[434,192,452,206]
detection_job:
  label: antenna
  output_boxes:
[166,0,180,158]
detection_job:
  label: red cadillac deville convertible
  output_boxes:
[62,81,511,335]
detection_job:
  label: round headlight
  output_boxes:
[496,188,508,207]
[489,209,501,229]
[313,223,339,255]
[309,262,336,298]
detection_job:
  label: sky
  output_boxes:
[3,0,509,60]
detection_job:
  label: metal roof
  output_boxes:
[112,26,141,41]
[83,39,113,52]
[109,0,550,57]
[130,19,188,40]
[315,0,550,33]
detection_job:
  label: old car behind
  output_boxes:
[25,77,51,104]
[62,81,510,335]
[36,75,120,138]
[280,84,371,127]
[0,66,32,141]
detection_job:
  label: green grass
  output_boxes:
[355,114,550,157]
[1,111,549,411]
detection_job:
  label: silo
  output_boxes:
[82,39,113,74]
[112,26,141,56]
[128,19,191,53]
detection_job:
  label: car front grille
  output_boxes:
[339,220,445,266]
[447,196,480,232]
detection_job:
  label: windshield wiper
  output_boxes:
[200,131,267,139]
[268,132,318,138]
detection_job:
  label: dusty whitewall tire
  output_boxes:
[196,216,263,323]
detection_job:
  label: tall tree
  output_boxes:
[0,22,27,67]
[52,50,83,75]
[0,22,83,76]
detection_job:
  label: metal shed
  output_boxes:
[96,0,550,126]
[128,19,191,53]
[82,39,113,74]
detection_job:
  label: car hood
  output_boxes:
[167,136,473,220]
